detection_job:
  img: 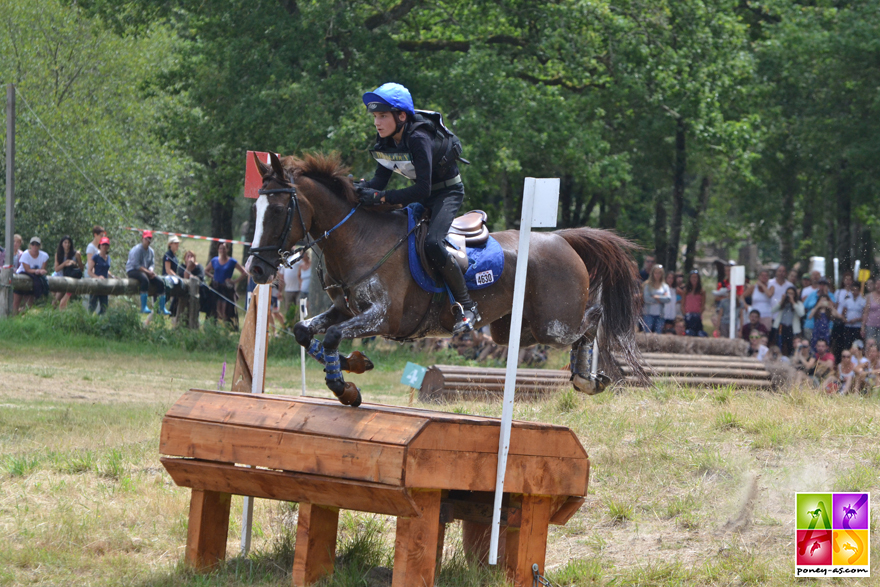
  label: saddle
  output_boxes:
[416,209,489,275]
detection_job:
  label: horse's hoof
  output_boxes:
[572,373,609,395]
[338,382,362,407]
[340,351,374,374]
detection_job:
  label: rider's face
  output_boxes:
[372,111,402,139]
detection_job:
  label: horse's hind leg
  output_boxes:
[319,306,389,407]
[570,337,610,395]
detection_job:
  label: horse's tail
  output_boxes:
[555,227,649,384]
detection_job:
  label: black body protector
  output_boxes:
[363,110,480,332]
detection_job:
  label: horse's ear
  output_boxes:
[270,152,285,179]
[254,152,272,179]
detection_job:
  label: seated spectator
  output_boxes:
[87,236,115,314]
[680,270,707,337]
[206,242,249,326]
[823,348,858,395]
[770,286,805,356]
[126,230,170,315]
[163,236,184,317]
[85,226,105,310]
[13,237,49,314]
[673,316,687,336]
[792,339,813,373]
[642,265,671,334]
[858,344,880,392]
[10,234,23,271]
[808,292,838,352]
[812,339,836,382]
[742,309,769,342]
[53,235,84,310]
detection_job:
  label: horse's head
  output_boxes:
[248,152,312,284]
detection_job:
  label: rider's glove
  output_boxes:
[357,186,386,206]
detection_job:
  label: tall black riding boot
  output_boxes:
[436,255,481,333]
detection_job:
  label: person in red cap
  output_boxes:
[125,230,170,314]
[87,236,115,314]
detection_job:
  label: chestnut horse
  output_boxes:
[248,152,647,406]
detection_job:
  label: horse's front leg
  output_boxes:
[320,306,389,407]
[292,307,374,374]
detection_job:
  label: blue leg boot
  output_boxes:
[158,295,172,315]
[140,293,152,314]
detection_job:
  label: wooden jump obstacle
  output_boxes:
[159,389,589,587]
[419,353,772,402]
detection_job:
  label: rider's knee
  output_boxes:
[424,238,447,266]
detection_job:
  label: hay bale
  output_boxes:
[635,332,749,356]
[762,358,797,389]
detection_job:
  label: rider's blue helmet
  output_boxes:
[362,83,415,116]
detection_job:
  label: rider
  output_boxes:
[355,82,480,333]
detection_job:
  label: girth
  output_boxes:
[416,209,489,277]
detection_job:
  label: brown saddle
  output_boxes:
[416,209,490,276]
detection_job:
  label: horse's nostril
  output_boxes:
[252,265,263,276]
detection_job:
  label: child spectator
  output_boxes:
[673,316,687,336]
[681,271,707,336]
[642,265,671,333]
[13,237,49,314]
[87,237,114,314]
[53,235,84,310]
[126,230,169,315]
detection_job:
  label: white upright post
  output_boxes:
[300,296,308,395]
[854,260,861,282]
[729,266,745,340]
[591,337,599,377]
[834,258,840,289]
[489,178,559,565]
[241,284,271,555]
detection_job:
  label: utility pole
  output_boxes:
[1,83,14,318]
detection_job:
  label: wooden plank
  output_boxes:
[185,489,231,571]
[622,366,770,378]
[231,297,258,393]
[635,376,773,387]
[292,504,339,586]
[392,490,443,587]
[635,352,761,363]
[548,496,585,526]
[161,458,419,517]
[405,449,588,496]
[165,390,430,445]
[410,422,586,460]
[504,495,552,587]
[160,418,406,485]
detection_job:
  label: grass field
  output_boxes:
[1,308,879,586]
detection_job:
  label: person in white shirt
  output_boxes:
[838,281,866,359]
[766,264,794,346]
[13,236,50,314]
[745,269,774,330]
[281,259,302,319]
[800,270,821,301]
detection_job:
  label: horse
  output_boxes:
[247,152,648,406]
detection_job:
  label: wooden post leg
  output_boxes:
[185,489,232,571]
[504,495,552,587]
[292,503,340,586]
[393,490,443,587]
[461,520,506,565]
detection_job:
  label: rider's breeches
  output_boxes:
[422,189,473,307]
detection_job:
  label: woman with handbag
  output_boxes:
[54,235,84,310]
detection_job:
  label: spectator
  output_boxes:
[860,278,880,345]
[742,309,769,342]
[87,236,115,314]
[673,316,687,336]
[838,281,866,358]
[831,271,855,362]
[680,270,707,337]
[299,250,312,307]
[641,265,671,334]
[126,230,170,315]
[281,258,302,321]
[182,250,213,316]
[712,260,734,304]
[639,254,655,282]
[9,234,23,271]
[268,272,286,337]
[767,265,794,343]
[823,348,858,395]
[206,241,249,325]
[163,236,184,317]
[745,269,774,330]
[53,235,84,310]
[803,278,836,342]
[662,270,679,332]
[808,292,838,352]
[788,269,801,294]
[812,339,836,382]
[770,286,805,356]
[792,339,813,373]
[800,270,821,301]
[13,237,49,314]
[85,226,105,261]
[713,290,744,338]
[858,344,880,392]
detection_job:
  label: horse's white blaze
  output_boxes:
[251,194,269,254]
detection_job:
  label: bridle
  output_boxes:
[248,174,361,270]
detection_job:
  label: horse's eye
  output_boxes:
[270,204,286,214]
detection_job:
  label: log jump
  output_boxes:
[11,274,190,297]
[159,389,589,587]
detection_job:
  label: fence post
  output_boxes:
[187,277,200,330]
[0,267,12,319]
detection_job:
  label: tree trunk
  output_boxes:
[800,190,814,275]
[667,118,686,273]
[210,195,235,260]
[598,188,622,229]
[654,193,668,267]
[836,159,853,274]
[684,176,711,273]
[560,174,573,228]
[779,164,797,270]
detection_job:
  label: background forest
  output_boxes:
[2,0,879,274]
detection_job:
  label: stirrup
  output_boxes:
[452,303,480,335]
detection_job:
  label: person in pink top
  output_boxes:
[861,278,880,344]
[680,270,707,336]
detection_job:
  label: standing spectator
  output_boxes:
[838,280,865,357]
[13,237,50,314]
[742,309,769,342]
[746,269,774,330]
[182,250,213,316]
[860,278,880,344]
[800,270,821,301]
[126,230,169,315]
[281,258,302,321]
[803,278,836,342]
[206,242,249,325]
[87,237,115,314]
[767,265,794,343]
[163,236,184,317]
[268,273,286,337]
[53,235,84,310]
[831,271,855,362]
[788,269,801,294]
[639,254,655,282]
[808,293,839,352]
[662,270,679,332]
[641,265,671,334]
[713,290,744,338]
[681,271,707,336]
[770,287,805,356]
[299,250,312,304]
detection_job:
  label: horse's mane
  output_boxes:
[281,153,358,205]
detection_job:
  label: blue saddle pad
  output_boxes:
[406,205,504,294]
